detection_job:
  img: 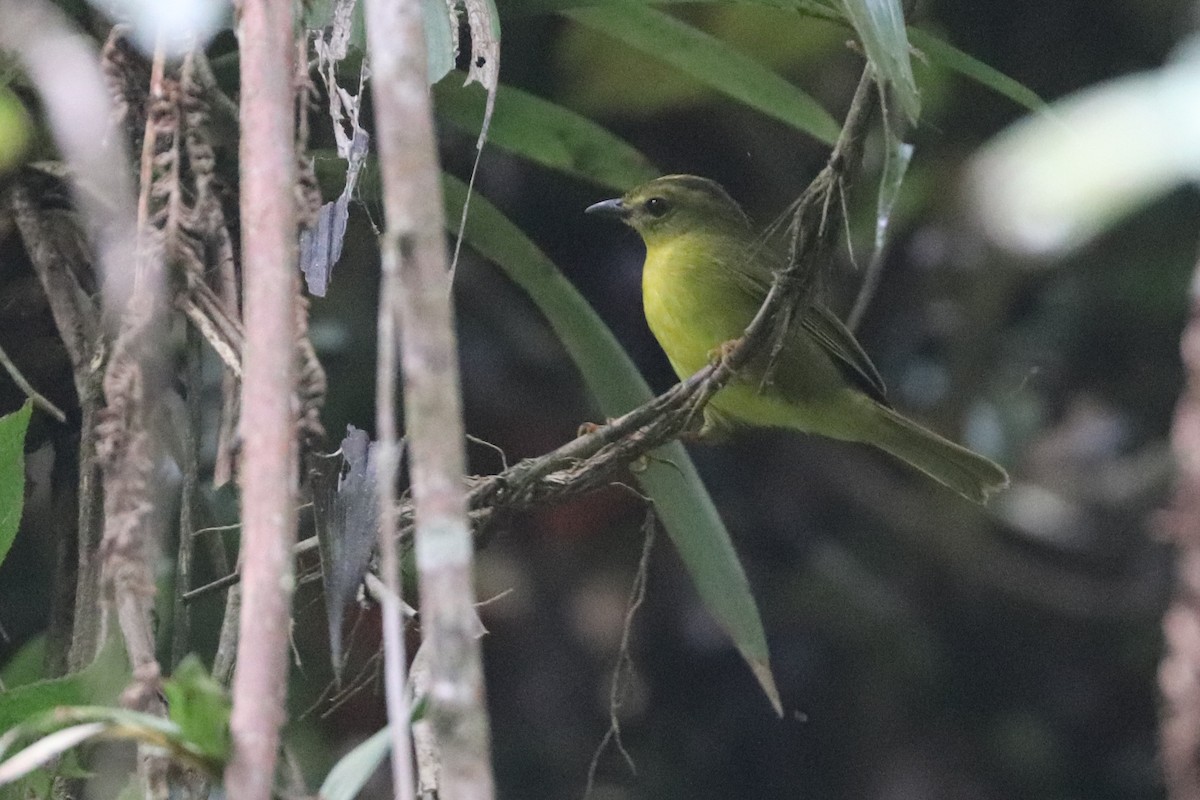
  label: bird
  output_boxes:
[586,174,1009,504]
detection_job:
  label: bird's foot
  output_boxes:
[576,420,609,438]
[707,338,743,368]
[678,408,731,443]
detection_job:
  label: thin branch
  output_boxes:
[584,516,656,799]
[0,342,67,422]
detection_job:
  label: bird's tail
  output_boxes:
[866,403,1009,504]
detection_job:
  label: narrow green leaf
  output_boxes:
[565,2,839,145]
[0,723,107,785]
[442,175,780,712]
[907,27,1047,114]
[320,726,391,800]
[0,402,32,570]
[840,0,920,124]
[434,71,660,190]
[874,129,913,258]
[0,704,218,781]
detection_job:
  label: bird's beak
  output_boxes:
[585,198,629,219]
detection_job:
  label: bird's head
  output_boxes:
[586,174,750,245]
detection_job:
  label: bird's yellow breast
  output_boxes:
[641,233,760,379]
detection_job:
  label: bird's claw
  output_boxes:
[707,338,742,368]
[577,420,606,438]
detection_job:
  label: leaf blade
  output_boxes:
[434,71,660,190]
[565,2,839,145]
[0,401,31,570]
[840,0,920,124]
[907,26,1048,113]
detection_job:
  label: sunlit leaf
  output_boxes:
[565,2,839,145]
[0,703,219,782]
[0,723,107,785]
[972,53,1200,255]
[434,71,659,190]
[442,175,780,712]
[840,0,920,124]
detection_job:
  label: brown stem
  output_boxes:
[365,0,495,796]
[1160,245,1200,800]
[224,2,300,800]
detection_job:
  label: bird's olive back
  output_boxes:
[620,175,751,241]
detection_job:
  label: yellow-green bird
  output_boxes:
[586,174,1009,504]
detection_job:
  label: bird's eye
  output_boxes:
[644,197,669,217]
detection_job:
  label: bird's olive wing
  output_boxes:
[724,244,889,406]
[800,304,891,406]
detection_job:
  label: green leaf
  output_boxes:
[907,27,1047,114]
[0,636,127,735]
[320,726,391,800]
[433,71,660,190]
[0,636,45,690]
[422,0,458,83]
[0,402,32,570]
[161,656,230,765]
[304,0,455,83]
[840,0,920,124]
[874,125,913,259]
[303,0,367,52]
[0,704,219,783]
[564,2,839,146]
[441,175,780,712]
[0,86,32,175]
